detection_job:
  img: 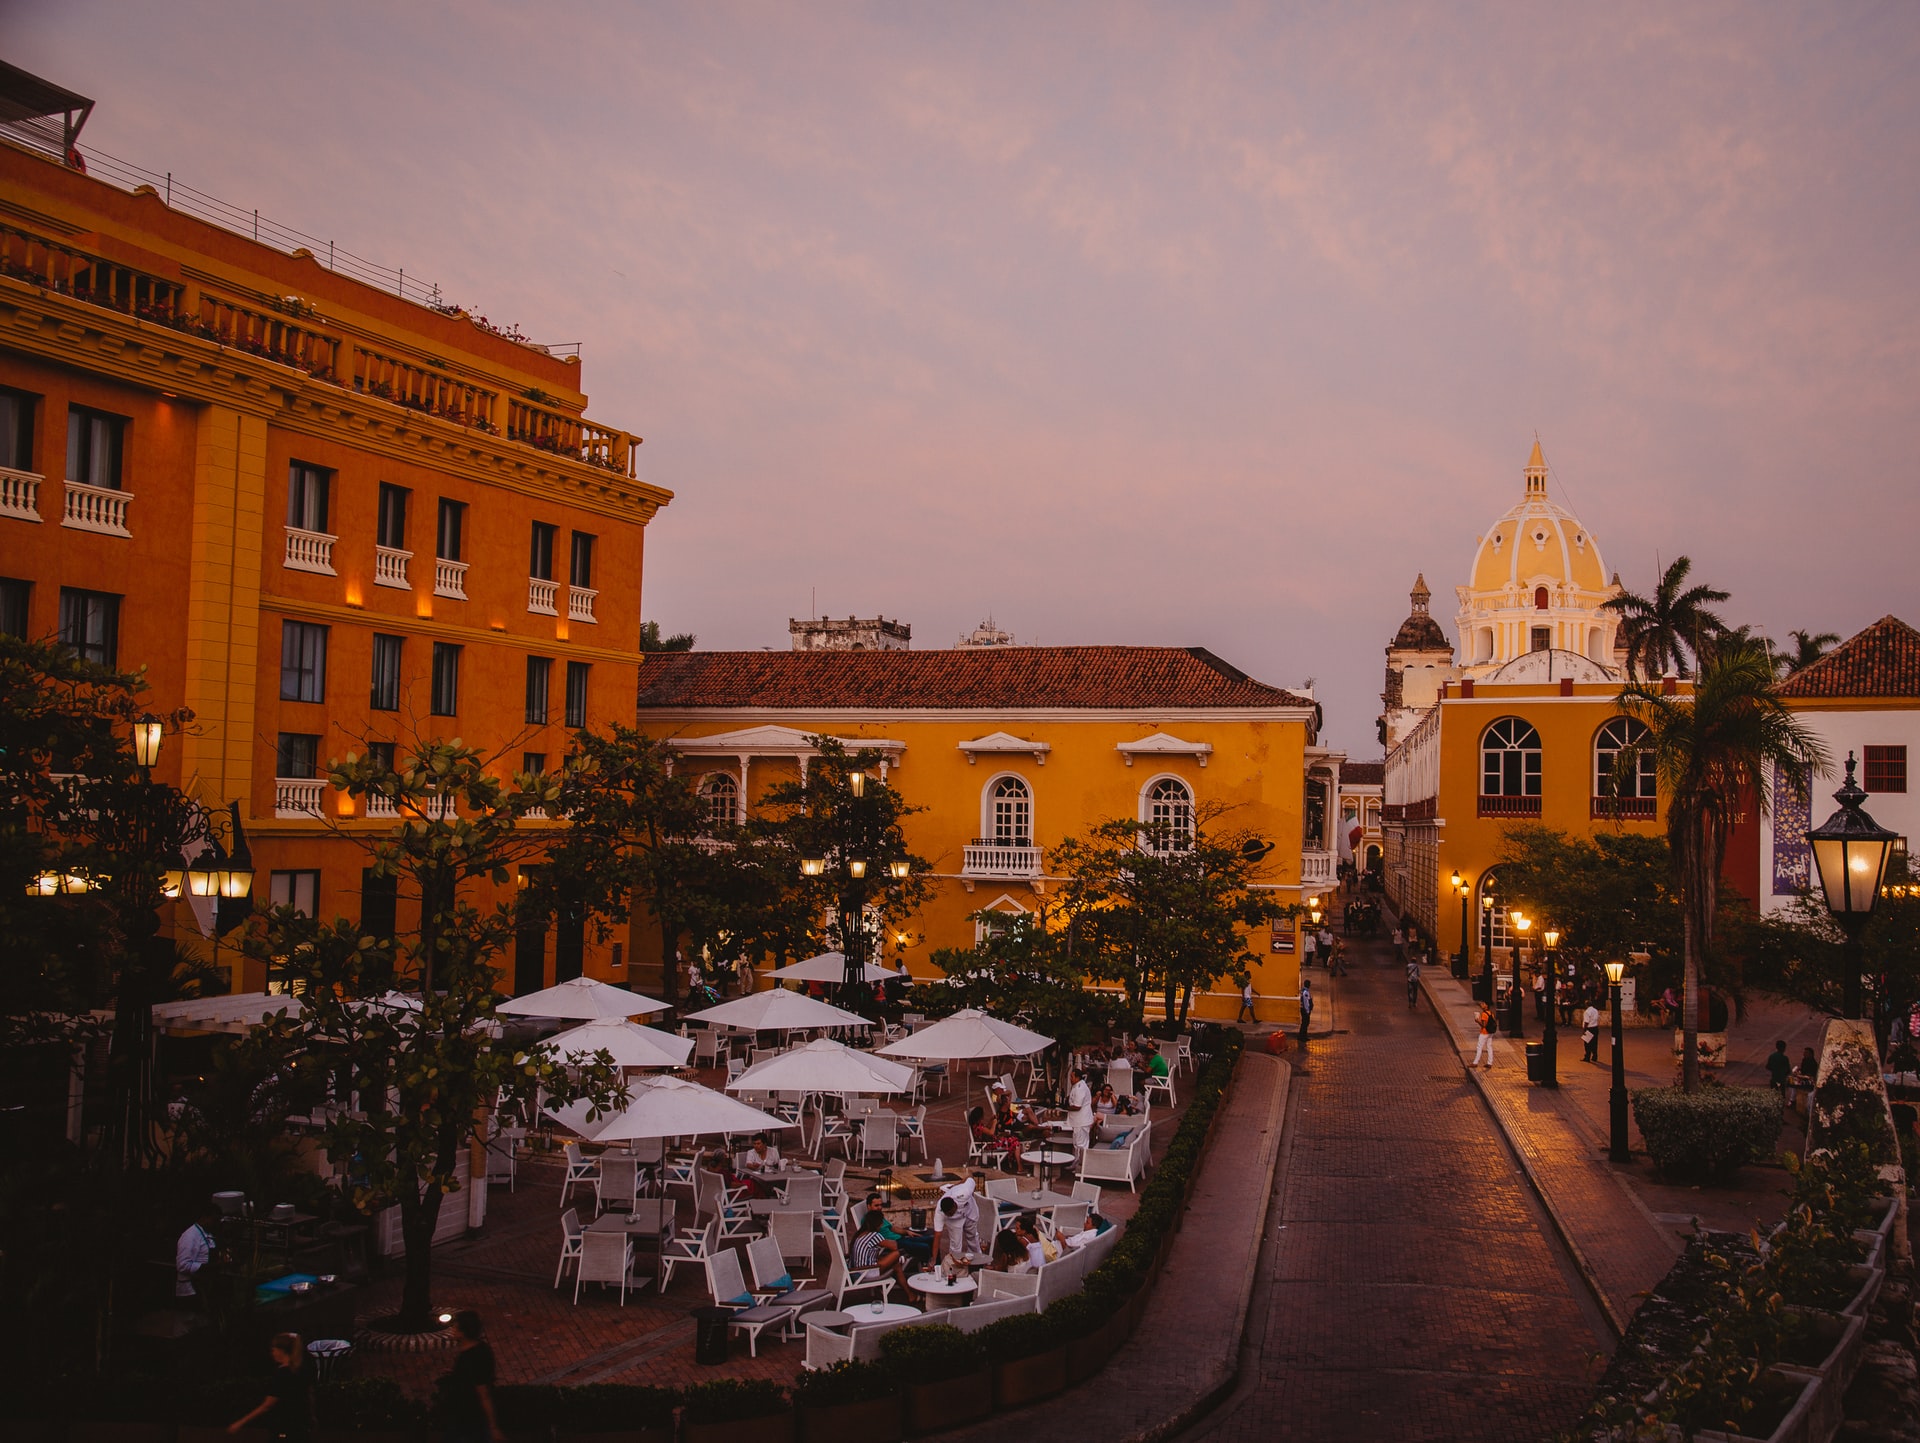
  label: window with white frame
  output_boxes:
[987,775,1032,844]
[974,895,1028,945]
[1481,717,1542,797]
[1143,776,1194,853]
[699,772,738,831]
[1594,717,1656,798]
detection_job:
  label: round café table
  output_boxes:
[845,1301,922,1323]
[1020,1148,1075,1201]
[907,1273,979,1309]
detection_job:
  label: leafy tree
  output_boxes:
[1615,649,1827,1088]
[1493,824,1682,978]
[1603,556,1730,679]
[1048,804,1283,1028]
[1780,629,1841,677]
[639,621,696,652]
[247,739,624,1329]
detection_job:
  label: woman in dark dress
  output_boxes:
[228,1333,313,1441]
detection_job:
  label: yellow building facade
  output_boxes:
[635,646,1334,1021]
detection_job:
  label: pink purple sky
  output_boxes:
[12,3,1919,753]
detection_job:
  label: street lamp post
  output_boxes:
[1507,910,1530,1039]
[1805,752,1899,1021]
[1537,925,1559,1088]
[1480,892,1496,1007]
[1451,870,1470,980]
[1605,959,1630,1162]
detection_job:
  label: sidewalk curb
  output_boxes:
[1418,972,1628,1341]
[1126,1052,1292,1443]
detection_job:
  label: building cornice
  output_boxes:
[634,705,1317,726]
[258,594,641,666]
[0,280,673,524]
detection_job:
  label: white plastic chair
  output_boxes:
[822,1224,894,1311]
[695,1030,719,1067]
[706,1247,796,1357]
[560,1142,600,1209]
[858,1116,899,1167]
[779,1175,825,1211]
[573,1230,636,1306]
[553,1207,584,1288]
[767,1208,819,1275]
[900,1104,927,1161]
[660,1217,716,1294]
[597,1154,640,1215]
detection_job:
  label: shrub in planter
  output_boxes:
[876,1325,986,1385]
[1042,1292,1109,1343]
[553,1385,680,1437]
[491,1385,565,1435]
[315,1378,426,1434]
[681,1379,791,1426]
[978,1311,1061,1365]
[788,1362,899,1410]
[1632,1085,1782,1182]
[789,1363,900,1443]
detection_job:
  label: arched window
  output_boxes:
[1143,776,1194,853]
[1480,718,1542,797]
[1594,717,1656,799]
[987,775,1032,845]
[698,772,737,832]
[1534,586,1550,610]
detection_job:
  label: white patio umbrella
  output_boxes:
[546,1017,694,1070]
[726,1037,916,1095]
[497,976,669,1021]
[766,951,910,985]
[877,1008,1054,1061]
[545,1075,793,1142]
[685,990,872,1033]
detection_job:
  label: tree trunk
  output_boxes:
[396,1181,444,1329]
[1680,906,1700,1091]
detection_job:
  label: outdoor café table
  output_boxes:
[843,1301,922,1323]
[806,1310,855,1333]
[1020,1149,1075,1200]
[907,1273,978,1309]
[589,1199,675,1249]
[747,1198,820,1217]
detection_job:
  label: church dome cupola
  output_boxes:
[1391,573,1451,653]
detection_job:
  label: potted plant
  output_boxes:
[551,1385,678,1443]
[680,1380,792,1443]
[877,1325,990,1433]
[1043,1294,1116,1384]
[789,1362,901,1443]
[981,1313,1066,1408]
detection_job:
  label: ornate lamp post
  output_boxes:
[1507,910,1531,1038]
[1605,959,1629,1162]
[1451,869,1471,980]
[1480,892,1496,1006]
[1805,753,1898,1021]
[1537,923,1558,1088]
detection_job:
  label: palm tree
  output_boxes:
[1603,557,1730,679]
[1781,629,1841,676]
[1617,650,1827,1089]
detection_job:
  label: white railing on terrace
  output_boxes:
[375,546,411,589]
[1301,850,1336,885]
[691,836,735,854]
[284,526,336,574]
[568,585,597,623]
[0,467,41,521]
[62,480,131,537]
[365,794,398,819]
[275,777,327,818]
[434,557,468,599]
[962,841,1043,878]
[528,577,558,615]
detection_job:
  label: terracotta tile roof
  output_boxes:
[635,646,1313,711]
[1775,616,1920,699]
[1340,761,1385,786]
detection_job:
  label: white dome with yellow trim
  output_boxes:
[1453,442,1622,678]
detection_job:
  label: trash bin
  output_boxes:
[1524,1043,1545,1083]
[693,1307,732,1365]
[1471,974,1491,1002]
[1451,954,1468,980]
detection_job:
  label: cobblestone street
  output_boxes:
[1184,937,1612,1443]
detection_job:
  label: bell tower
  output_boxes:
[1381,574,1454,749]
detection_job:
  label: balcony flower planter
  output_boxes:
[903,1370,992,1435]
[992,1348,1067,1408]
[683,1418,794,1443]
[797,1395,901,1443]
[1683,1365,1822,1443]
[1779,1307,1868,1385]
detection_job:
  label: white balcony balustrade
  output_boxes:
[284,526,337,575]
[568,585,597,624]
[365,794,398,819]
[375,546,412,589]
[62,480,132,537]
[0,467,42,522]
[275,777,327,818]
[528,577,558,615]
[1301,850,1336,886]
[434,557,469,599]
[962,841,1043,879]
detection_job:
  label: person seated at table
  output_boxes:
[861,1190,932,1265]
[1144,1043,1171,1079]
[1093,1084,1117,1117]
[988,1229,1030,1272]
[849,1209,911,1291]
[1064,1212,1114,1251]
[1011,1213,1055,1267]
[720,1135,781,1199]
[971,1100,1026,1173]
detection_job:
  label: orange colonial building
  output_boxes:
[0,80,667,993]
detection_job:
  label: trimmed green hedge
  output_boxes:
[876,1323,988,1383]
[681,1377,790,1425]
[789,1359,899,1407]
[1633,1084,1783,1182]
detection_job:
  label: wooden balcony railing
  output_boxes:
[1478,794,1543,818]
[353,343,499,431]
[1591,796,1657,820]
[506,395,638,476]
[1382,797,1437,822]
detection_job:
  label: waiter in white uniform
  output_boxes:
[1065,1066,1094,1153]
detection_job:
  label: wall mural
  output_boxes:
[1771,760,1812,896]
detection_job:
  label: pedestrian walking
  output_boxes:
[1298,978,1314,1045]
[1581,1002,1601,1063]
[1405,953,1420,1009]
[1302,930,1317,969]
[1472,1002,1497,1068]
[1238,975,1257,1023]
[438,1312,503,1443]
[1766,1039,1792,1107]
[1532,970,1547,1020]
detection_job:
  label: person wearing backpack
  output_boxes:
[1472,1002,1497,1069]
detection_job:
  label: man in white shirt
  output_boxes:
[176,1206,219,1300]
[1582,1001,1603,1063]
[1238,977,1257,1023]
[934,1177,983,1264]
[1065,1067,1094,1153]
